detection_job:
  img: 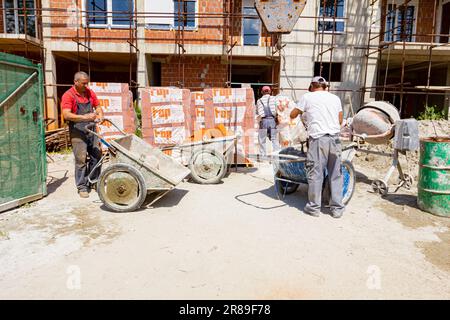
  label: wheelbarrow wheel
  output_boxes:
[322,160,356,205]
[97,163,147,212]
[189,149,227,184]
[275,171,299,199]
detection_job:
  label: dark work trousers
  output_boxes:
[71,132,102,192]
[258,118,280,156]
[69,94,102,192]
[304,134,345,214]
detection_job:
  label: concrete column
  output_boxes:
[44,52,59,130]
[136,0,147,97]
[41,0,59,130]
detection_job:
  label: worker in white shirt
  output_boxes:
[290,76,344,218]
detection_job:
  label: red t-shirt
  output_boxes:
[61,86,100,114]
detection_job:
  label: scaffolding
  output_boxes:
[0,0,449,125]
[362,0,450,118]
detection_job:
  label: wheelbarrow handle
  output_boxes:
[99,118,128,136]
[84,122,102,139]
[84,119,128,139]
[84,122,114,150]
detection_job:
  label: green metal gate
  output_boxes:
[0,53,47,212]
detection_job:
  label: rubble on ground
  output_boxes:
[352,120,450,184]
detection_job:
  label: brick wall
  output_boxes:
[145,0,225,45]
[380,0,438,43]
[49,0,133,42]
[46,0,272,46]
[161,56,227,89]
[145,0,272,47]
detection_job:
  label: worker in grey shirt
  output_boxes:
[290,76,345,218]
[256,86,279,157]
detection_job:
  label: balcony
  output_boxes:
[0,0,43,56]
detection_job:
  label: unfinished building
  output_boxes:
[0,0,449,130]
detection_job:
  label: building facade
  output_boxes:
[1,0,448,130]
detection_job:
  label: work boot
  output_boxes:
[303,204,320,217]
[78,190,89,198]
[330,210,344,219]
[303,208,320,217]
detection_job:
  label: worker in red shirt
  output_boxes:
[61,71,104,198]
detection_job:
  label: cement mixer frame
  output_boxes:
[349,101,418,196]
[345,134,414,196]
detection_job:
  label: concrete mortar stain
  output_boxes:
[46,206,121,246]
[4,204,121,248]
[416,230,450,274]
[374,194,450,273]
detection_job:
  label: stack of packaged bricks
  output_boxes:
[140,87,192,155]
[190,92,205,131]
[89,82,136,148]
[203,88,256,164]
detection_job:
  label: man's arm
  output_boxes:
[255,99,262,122]
[61,91,97,123]
[339,111,343,125]
[94,105,104,122]
[291,96,306,120]
[290,108,303,119]
[62,109,96,123]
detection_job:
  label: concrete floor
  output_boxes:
[0,154,449,299]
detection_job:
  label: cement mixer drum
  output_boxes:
[351,101,400,145]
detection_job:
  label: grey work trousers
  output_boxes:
[304,134,345,214]
[258,118,280,156]
[71,133,102,192]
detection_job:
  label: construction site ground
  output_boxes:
[0,152,449,300]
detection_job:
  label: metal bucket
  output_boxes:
[417,137,450,217]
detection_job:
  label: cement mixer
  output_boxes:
[350,101,400,144]
[348,101,419,196]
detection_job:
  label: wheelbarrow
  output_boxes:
[160,135,238,184]
[86,120,191,212]
[269,143,357,205]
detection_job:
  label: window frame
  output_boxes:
[314,61,343,83]
[3,0,38,37]
[146,0,199,31]
[242,0,261,46]
[317,0,346,35]
[82,0,135,29]
[384,0,418,43]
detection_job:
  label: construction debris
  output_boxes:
[45,126,70,152]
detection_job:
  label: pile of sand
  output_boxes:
[352,120,450,184]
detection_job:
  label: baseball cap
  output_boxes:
[311,76,328,85]
[261,86,271,93]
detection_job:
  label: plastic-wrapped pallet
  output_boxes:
[89,82,137,148]
[140,87,192,154]
[191,91,205,130]
[275,94,307,147]
[203,88,256,164]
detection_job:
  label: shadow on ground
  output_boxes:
[46,170,69,195]
[149,189,189,208]
[235,184,308,211]
[383,193,420,210]
[98,189,189,213]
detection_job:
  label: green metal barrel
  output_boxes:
[417,137,450,217]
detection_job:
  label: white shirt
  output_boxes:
[256,94,277,118]
[295,91,342,139]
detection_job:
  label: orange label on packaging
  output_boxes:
[152,108,171,119]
